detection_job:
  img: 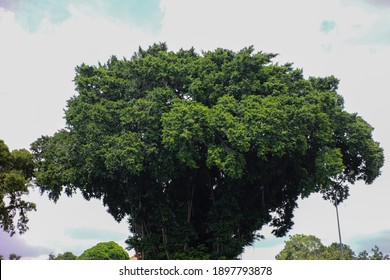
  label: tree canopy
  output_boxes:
[276,234,389,260]
[32,43,384,259]
[77,241,129,260]
[0,139,36,236]
[275,234,326,260]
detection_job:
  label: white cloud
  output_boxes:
[20,188,129,257]
[160,0,325,53]
[0,6,156,150]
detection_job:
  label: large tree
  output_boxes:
[31,43,384,259]
[0,140,36,236]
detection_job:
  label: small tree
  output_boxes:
[49,251,78,260]
[9,253,21,260]
[357,246,390,260]
[0,140,36,236]
[275,234,325,260]
[77,241,129,260]
[56,251,77,260]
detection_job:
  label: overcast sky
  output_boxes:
[0,0,389,260]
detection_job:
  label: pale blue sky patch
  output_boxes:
[369,31,390,45]
[81,0,164,34]
[64,227,127,241]
[0,0,163,33]
[349,230,390,255]
[366,17,390,45]
[320,20,336,34]
[252,235,285,249]
[113,0,163,33]
[347,18,390,45]
[1,0,71,32]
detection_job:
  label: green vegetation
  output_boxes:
[276,234,389,260]
[49,251,78,260]
[77,241,129,260]
[32,43,384,259]
[47,244,129,260]
[356,245,390,260]
[0,139,36,236]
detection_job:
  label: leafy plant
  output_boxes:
[32,43,384,259]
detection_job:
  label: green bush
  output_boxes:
[78,241,129,260]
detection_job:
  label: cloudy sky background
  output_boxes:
[0,0,389,259]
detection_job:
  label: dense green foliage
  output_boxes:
[77,241,129,260]
[275,234,326,260]
[321,242,356,260]
[32,43,384,259]
[0,139,36,236]
[276,234,389,260]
